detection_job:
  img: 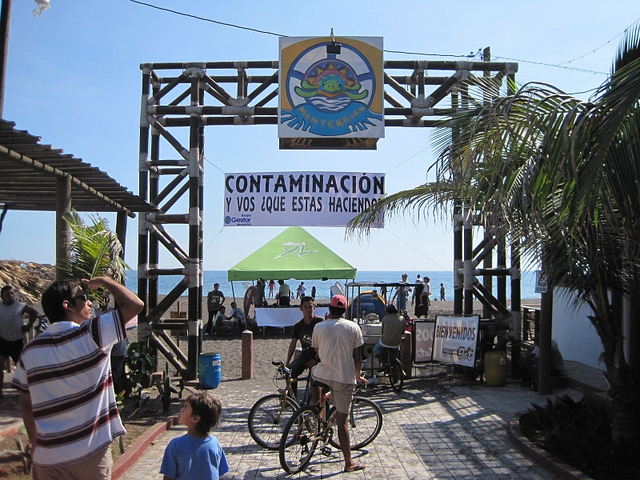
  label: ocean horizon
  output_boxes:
[125,270,541,301]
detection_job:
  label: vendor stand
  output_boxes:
[227,227,356,329]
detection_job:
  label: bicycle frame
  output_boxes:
[248,361,312,450]
[279,382,383,473]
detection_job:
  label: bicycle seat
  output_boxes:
[272,361,284,367]
[311,380,331,394]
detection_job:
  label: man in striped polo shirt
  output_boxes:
[12,276,144,480]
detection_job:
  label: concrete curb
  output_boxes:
[506,416,593,480]
[0,419,23,439]
[113,414,179,480]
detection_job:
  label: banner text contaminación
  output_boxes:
[225,174,384,195]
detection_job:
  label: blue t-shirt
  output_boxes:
[160,433,229,480]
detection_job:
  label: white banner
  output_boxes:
[432,315,480,368]
[224,172,384,227]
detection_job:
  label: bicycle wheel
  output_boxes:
[389,357,404,393]
[329,397,383,450]
[279,405,320,474]
[248,394,298,449]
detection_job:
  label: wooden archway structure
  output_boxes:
[137,51,522,380]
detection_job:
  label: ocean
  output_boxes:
[125,270,540,301]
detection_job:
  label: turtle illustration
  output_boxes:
[294,60,369,103]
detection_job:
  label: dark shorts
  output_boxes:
[0,337,24,362]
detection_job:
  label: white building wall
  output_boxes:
[552,288,604,369]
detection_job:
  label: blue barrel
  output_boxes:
[199,353,221,389]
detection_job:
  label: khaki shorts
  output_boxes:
[312,375,354,414]
[34,444,112,480]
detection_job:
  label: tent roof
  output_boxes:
[228,227,356,282]
[0,120,155,217]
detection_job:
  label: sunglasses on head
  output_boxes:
[72,293,88,303]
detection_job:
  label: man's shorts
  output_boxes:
[311,375,354,414]
[0,337,24,362]
[33,444,112,480]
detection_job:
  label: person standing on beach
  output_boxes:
[412,277,426,318]
[278,280,291,306]
[206,283,225,335]
[160,392,229,480]
[311,294,367,473]
[311,286,316,300]
[286,296,323,396]
[440,283,446,301]
[391,273,411,312]
[0,285,39,397]
[421,277,432,315]
[12,276,143,480]
[254,278,266,308]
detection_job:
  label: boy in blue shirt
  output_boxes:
[161,393,229,480]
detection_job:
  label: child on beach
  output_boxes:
[160,392,229,480]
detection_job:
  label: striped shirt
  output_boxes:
[11,310,126,468]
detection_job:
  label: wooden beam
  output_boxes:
[55,176,71,280]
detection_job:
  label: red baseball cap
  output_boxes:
[330,294,347,308]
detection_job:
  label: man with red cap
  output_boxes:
[311,294,367,473]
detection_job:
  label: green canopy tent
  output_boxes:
[228,226,356,282]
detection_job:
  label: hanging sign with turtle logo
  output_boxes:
[279,36,384,148]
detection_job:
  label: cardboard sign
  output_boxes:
[414,321,436,363]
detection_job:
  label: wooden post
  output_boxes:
[242,329,253,379]
[0,0,12,118]
[55,176,71,280]
[401,331,412,379]
[137,67,151,342]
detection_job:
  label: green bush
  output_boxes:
[520,395,612,470]
[124,342,156,394]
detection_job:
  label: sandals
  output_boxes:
[344,461,365,473]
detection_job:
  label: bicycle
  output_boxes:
[247,361,310,449]
[379,346,404,393]
[278,381,383,474]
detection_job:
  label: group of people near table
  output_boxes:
[205,283,248,336]
[392,272,432,317]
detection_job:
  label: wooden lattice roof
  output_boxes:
[0,120,154,217]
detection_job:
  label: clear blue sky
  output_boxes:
[0,1,637,271]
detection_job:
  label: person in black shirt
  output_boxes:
[205,283,225,335]
[286,296,323,396]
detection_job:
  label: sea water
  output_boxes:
[125,270,540,301]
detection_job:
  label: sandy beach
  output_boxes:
[143,293,540,384]
[159,293,540,322]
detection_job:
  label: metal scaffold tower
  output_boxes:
[137,54,518,380]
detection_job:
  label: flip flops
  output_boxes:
[344,461,365,473]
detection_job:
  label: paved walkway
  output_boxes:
[118,362,606,480]
[0,361,606,479]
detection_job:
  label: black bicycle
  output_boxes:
[279,383,383,474]
[247,361,310,449]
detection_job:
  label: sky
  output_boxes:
[0,0,638,273]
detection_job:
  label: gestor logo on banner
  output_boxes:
[223,172,384,228]
[279,36,384,149]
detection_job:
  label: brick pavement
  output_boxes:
[119,369,573,480]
